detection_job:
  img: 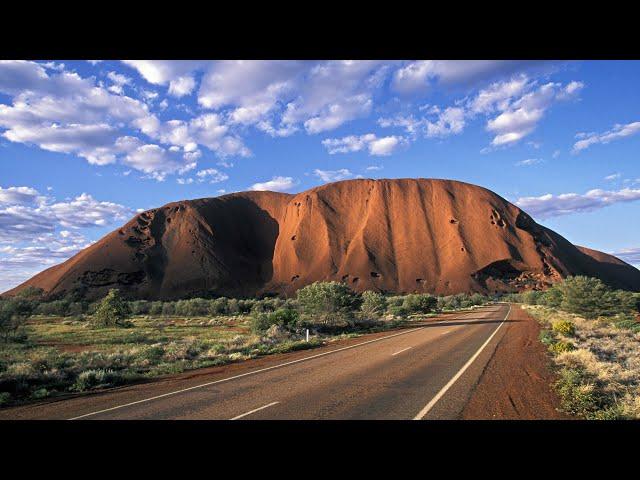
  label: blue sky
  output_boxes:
[1,60,639,292]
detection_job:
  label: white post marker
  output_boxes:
[306,329,309,342]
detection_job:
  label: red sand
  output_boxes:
[6,178,640,300]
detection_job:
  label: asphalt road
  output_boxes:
[1,304,513,420]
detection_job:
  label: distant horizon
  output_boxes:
[1,60,639,291]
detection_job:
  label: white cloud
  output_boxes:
[0,187,132,243]
[391,60,537,95]
[168,76,196,97]
[468,75,530,114]
[0,186,42,205]
[322,133,405,156]
[312,168,353,182]
[365,164,383,171]
[573,121,640,153]
[425,107,466,138]
[195,168,229,183]
[199,60,387,135]
[516,187,640,219]
[249,176,297,192]
[486,81,583,146]
[122,143,196,181]
[121,60,205,87]
[604,173,621,181]
[610,247,640,266]
[107,71,131,86]
[516,158,543,166]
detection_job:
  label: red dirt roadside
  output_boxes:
[461,304,571,420]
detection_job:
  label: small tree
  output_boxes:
[0,298,34,342]
[402,294,437,314]
[296,281,358,326]
[360,291,387,319]
[93,289,131,327]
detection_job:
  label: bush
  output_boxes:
[296,282,359,326]
[558,276,634,319]
[549,340,576,354]
[251,308,299,333]
[129,300,151,315]
[540,285,563,308]
[0,391,11,406]
[555,367,600,417]
[72,369,117,391]
[0,298,35,342]
[539,329,556,346]
[360,291,387,319]
[92,289,131,327]
[552,320,576,336]
[402,294,437,314]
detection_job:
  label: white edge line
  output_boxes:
[391,346,412,356]
[230,401,279,420]
[413,304,511,420]
[68,324,426,420]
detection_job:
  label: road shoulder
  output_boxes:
[460,304,571,420]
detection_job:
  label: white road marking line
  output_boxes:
[230,401,279,420]
[391,346,412,356]
[68,324,429,420]
[441,330,452,335]
[413,304,511,420]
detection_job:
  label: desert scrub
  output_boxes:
[552,320,576,337]
[549,340,576,354]
[524,304,640,419]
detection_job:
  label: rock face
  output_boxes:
[5,178,640,300]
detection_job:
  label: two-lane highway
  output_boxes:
[0,304,513,420]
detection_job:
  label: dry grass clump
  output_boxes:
[525,305,640,419]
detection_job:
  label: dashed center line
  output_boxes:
[230,401,280,420]
[391,346,412,356]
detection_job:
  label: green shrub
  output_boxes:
[296,281,358,326]
[539,329,556,346]
[549,340,575,354]
[402,294,437,314]
[555,367,600,417]
[72,369,117,391]
[540,285,563,308]
[611,313,640,333]
[250,308,299,333]
[552,320,576,336]
[31,388,49,400]
[0,297,35,342]
[0,391,11,406]
[360,291,387,319]
[92,289,131,327]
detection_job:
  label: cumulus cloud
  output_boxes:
[573,121,640,153]
[168,76,197,97]
[515,187,640,219]
[391,60,538,95]
[322,133,405,156]
[0,61,252,181]
[486,81,583,146]
[0,186,42,205]
[0,185,133,291]
[195,168,229,183]
[312,168,353,182]
[0,230,94,292]
[249,176,297,192]
[425,107,466,138]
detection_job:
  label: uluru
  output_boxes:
[5,178,640,300]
